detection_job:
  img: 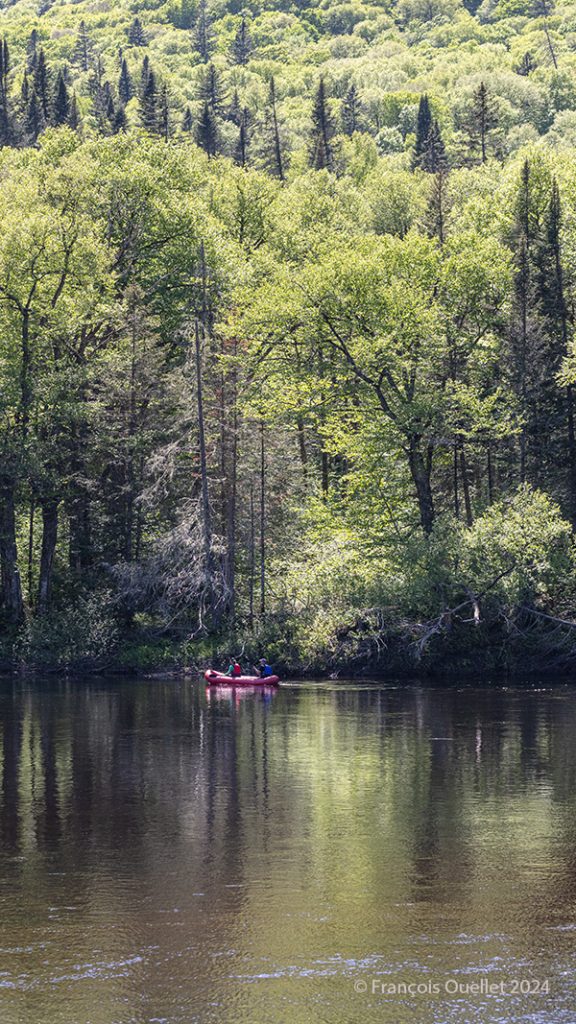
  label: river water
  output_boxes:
[0,678,574,1024]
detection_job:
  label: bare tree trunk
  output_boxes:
[195,318,214,617]
[259,420,266,618]
[0,478,24,623]
[28,495,35,600]
[248,482,255,629]
[453,443,460,519]
[459,444,473,526]
[408,437,435,536]
[487,445,494,505]
[38,499,58,615]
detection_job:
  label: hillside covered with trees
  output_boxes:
[1,0,576,673]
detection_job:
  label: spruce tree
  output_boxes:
[200,63,226,116]
[341,83,362,136]
[140,56,150,97]
[0,38,12,146]
[73,21,93,72]
[140,68,158,131]
[34,49,51,123]
[118,59,133,104]
[182,106,193,132]
[158,84,170,141]
[228,88,241,126]
[194,0,213,63]
[196,99,217,156]
[25,88,43,143]
[465,81,499,163]
[411,94,432,170]
[113,103,127,133]
[128,18,147,47]
[309,77,335,172]
[26,30,38,73]
[53,71,70,126]
[231,15,251,65]
[420,120,447,173]
[68,92,81,131]
[263,76,285,181]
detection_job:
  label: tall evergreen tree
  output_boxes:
[68,92,81,131]
[465,81,499,163]
[341,83,362,136]
[25,88,43,143]
[33,48,51,123]
[182,105,193,132]
[263,76,286,181]
[113,103,127,133]
[309,77,336,172]
[194,0,213,62]
[140,56,150,97]
[200,63,226,115]
[72,21,93,72]
[53,70,70,126]
[158,84,170,141]
[26,30,39,73]
[118,58,133,104]
[411,94,432,170]
[0,38,13,146]
[231,15,251,65]
[420,119,447,173]
[128,17,147,47]
[196,99,218,156]
[140,68,158,131]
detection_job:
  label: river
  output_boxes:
[0,678,574,1023]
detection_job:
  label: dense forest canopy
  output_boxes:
[1,0,576,671]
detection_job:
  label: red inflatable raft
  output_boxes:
[204,669,280,686]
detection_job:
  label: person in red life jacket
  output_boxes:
[225,658,242,677]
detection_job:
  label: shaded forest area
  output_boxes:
[2,0,576,673]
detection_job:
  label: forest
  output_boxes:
[1,0,576,673]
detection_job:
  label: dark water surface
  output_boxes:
[0,678,575,1024]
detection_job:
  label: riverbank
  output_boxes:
[2,607,575,680]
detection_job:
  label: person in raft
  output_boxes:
[254,657,274,678]
[225,658,242,678]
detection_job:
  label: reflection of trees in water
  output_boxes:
[0,681,576,946]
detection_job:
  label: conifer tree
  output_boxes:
[196,99,218,155]
[25,88,43,143]
[231,15,251,65]
[128,17,147,47]
[140,68,158,131]
[113,103,127,133]
[465,81,499,163]
[158,84,170,141]
[73,21,93,72]
[263,76,285,181]
[341,83,362,136]
[228,88,241,126]
[140,56,150,96]
[26,30,38,73]
[194,0,213,62]
[118,58,133,104]
[309,77,335,172]
[182,105,193,132]
[0,38,13,146]
[411,94,432,170]
[200,63,226,116]
[420,119,447,173]
[68,92,81,131]
[53,70,70,126]
[34,48,51,123]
